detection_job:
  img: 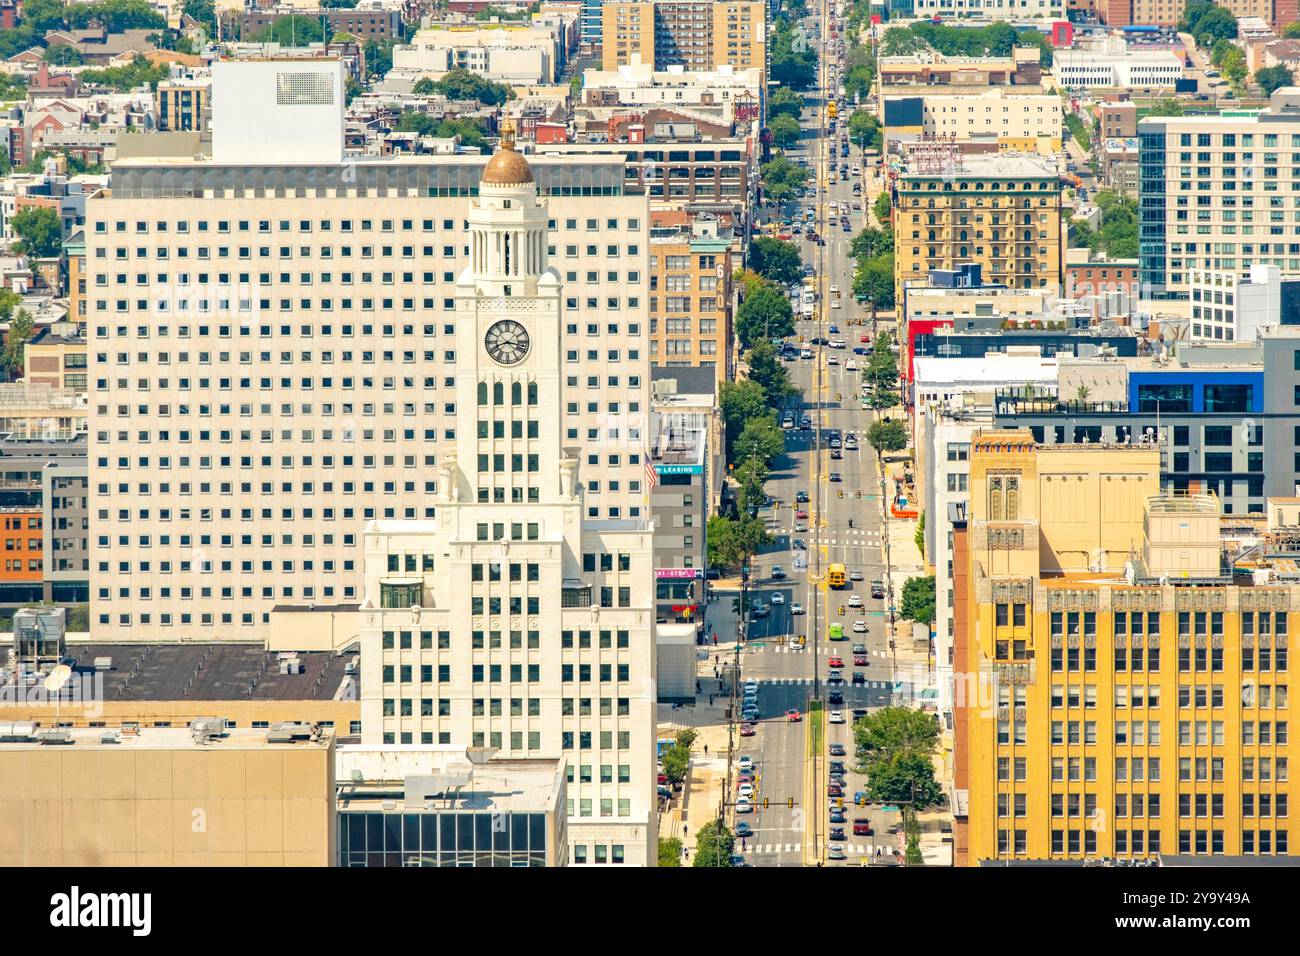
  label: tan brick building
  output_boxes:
[601,0,766,73]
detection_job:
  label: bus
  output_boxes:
[828,101,838,119]
[828,563,847,588]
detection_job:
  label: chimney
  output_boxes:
[36,61,48,87]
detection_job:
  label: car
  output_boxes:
[828,845,847,860]
[848,594,863,608]
[795,490,810,503]
[829,473,842,482]
[740,722,756,737]
[658,785,673,799]
[850,568,864,581]
[829,761,846,774]
[852,672,865,685]
[751,602,769,619]
[829,774,846,788]
[799,417,812,430]
[794,539,807,551]
[830,809,847,824]
[870,580,886,599]
[795,508,809,520]
[737,756,754,773]
[829,743,846,756]
[735,822,754,838]
[829,339,846,350]
[827,356,838,367]
[851,708,869,721]
[828,656,844,668]
[770,565,786,580]
[786,708,802,722]
[852,643,867,654]
[829,826,846,841]
[795,520,808,532]
[828,673,845,686]
[742,709,759,723]
[853,819,874,836]
[737,783,755,799]
[734,798,754,814]
[829,711,846,724]
[845,360,857,371]
[828,437,842,449]
[770,592,785,606]
[791,602,805,615]
[854,654,868,666]
[830,448,843,460]
[827,782,844,797]
[737,771,755,785]
[852,347,867,356]
[829,323,840,333]
[828,690,844,705]
[730,853,748,867]
[854,790,871,807]
[853,620,867,634]
[844,436,858,451]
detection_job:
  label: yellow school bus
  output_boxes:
[828,563,847,588]
[828,101,838,119]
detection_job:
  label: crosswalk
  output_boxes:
[747,843,883,856]
[751,646,890,658]
[744,676,903,689]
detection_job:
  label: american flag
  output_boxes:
[643,446,658,492]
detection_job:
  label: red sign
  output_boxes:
[671,605,698,614]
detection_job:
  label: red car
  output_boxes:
[786,709,802,722]
[860,334,871,343]
[854,655,868,666]
[828,657,844,669]
[828,784,844,797]
[740,723,756,737]
[853,819,873,836]
[795,509,809,520]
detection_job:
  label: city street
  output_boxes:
[726,1,908,867]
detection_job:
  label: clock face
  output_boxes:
[484,320,530,365]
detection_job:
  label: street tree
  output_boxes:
[1,309,34,379]
[767,86,804,120]
[735,457,770,516]
[746,340,797,408]
[658,838,683,866]
[900,574,936,626]
[720,379,768,448]
[866,417,907,455]
[749,237,804,288]
[706,514,771,569]
[759,155,807,204]
[872,191,892,225]
[693,821,735,867]
[847,110,882,151]
[735,282,795,349]
[733,415,785,469]
[852,252,895,310]
[432,67,514,105]
[769,112,802,149]
[850,225,893,262]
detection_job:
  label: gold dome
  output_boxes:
[482,122,534,186]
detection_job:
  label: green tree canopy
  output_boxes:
[733,414,785,470]
[10,207,61,258]
[693,821,735,867]
[745,339,797,408]
[1256,64,1295,96]
[1144,97,1185,117]
[900,575,936,626]
[767,85,804,120]
[432,67,514,106]
[759,154,808,204]
[706,514,770,569]
[720,378,768,448]
[658,838,682,866]
[769,112,802,149]
[735,282,795,348]
[411,77,437,95]
[853,706,943,809]
[749,237,803,288]
[2,309,35,378]
[850,225,893,262]
[79,55,168,92]
[734,456,770,516]
[68,0,166,31]
[847,110,882,151]
[253,14,325,46]
[866,417,907,454]
[872,191,892,225]
[853,252,895,312]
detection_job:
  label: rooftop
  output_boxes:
[900,150,1060,180]
[9,643,360,702]
[0,724,333,751]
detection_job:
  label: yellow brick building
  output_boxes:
[954,432,1296,863]
[893,152,1064,304]
[601,1,765,73]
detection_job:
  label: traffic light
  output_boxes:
[837,490,843,498]
[763,797,770,809]
[787,797,795,809]
[855,490,861,498]
[839,606,845,616]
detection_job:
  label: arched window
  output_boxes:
[493,382,504,405]
[528,382,538,405]
[512,382,522,405]
[477,382,487,405]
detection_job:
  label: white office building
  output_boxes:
[85,59,652,643]
[358,136,656,866]
[1052,49,1184,89]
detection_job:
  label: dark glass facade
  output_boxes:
[339,810,551,867]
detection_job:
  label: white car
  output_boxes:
[853,620,867,633]
[737,783,755,800]
[829,711,846,724]
[830,284,840,295]
[829,339,846,349]
[770,592,785,605]
[791,602,805,615]
[848,594,863,608]
[734,797,754,814]
[850,569,864,581]
[845,360,857,371]
[737,755,754,773]
[831,300,842,309]
[826,356,838,366]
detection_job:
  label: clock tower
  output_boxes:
[451,124,565,505]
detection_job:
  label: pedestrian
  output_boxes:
[703,744,708,755]
[696,680,702,694]
[715,655,720,666]
[709,695,714,706]
[712,635,718,646]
